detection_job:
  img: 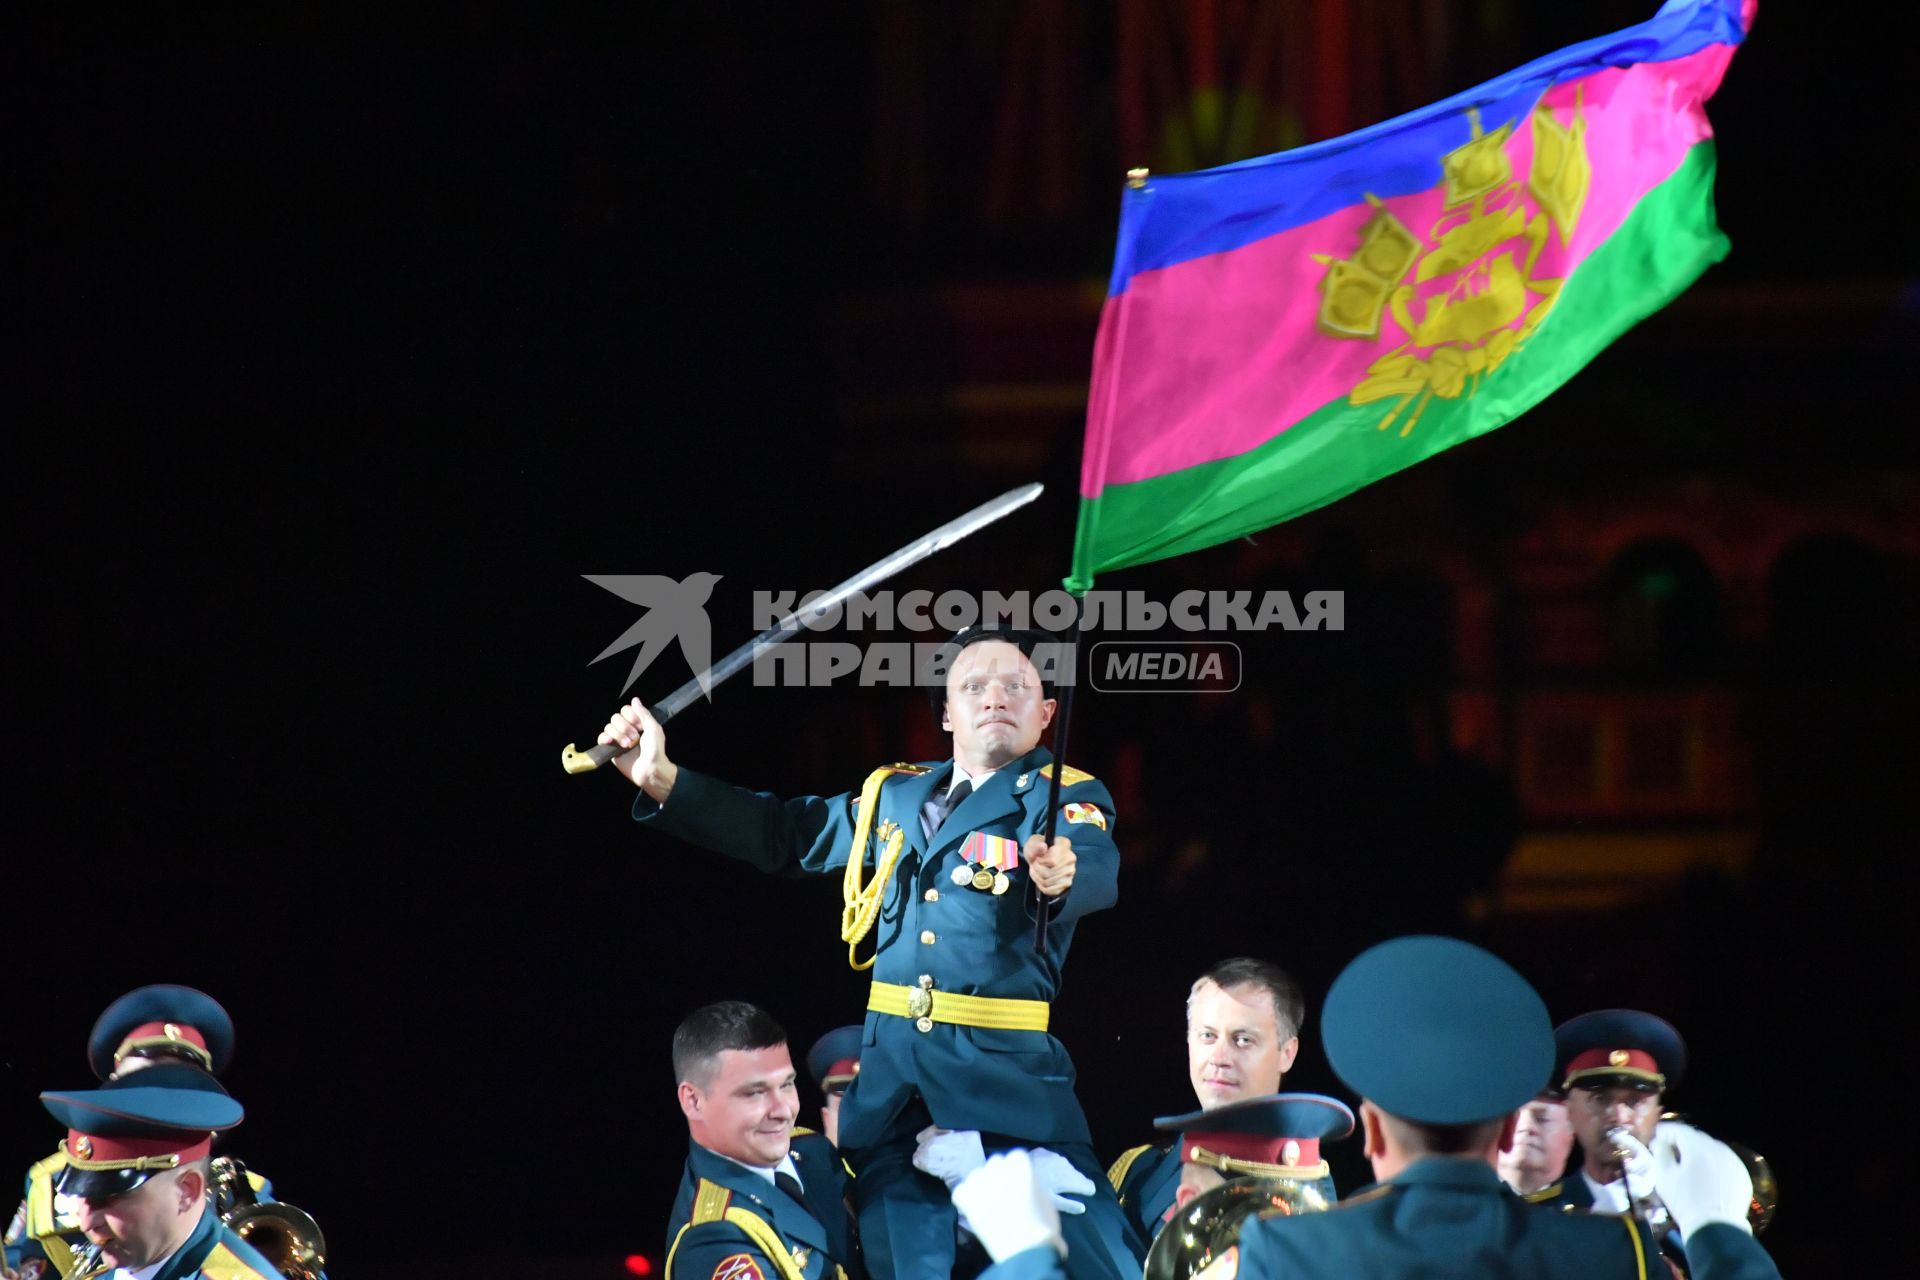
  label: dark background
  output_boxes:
[8,3,1913,1276]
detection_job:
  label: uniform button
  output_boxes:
[924,888,940,902]
[915,1017,934,1033]
[920,930,937,944]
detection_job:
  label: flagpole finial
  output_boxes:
[1126,167,1150,189]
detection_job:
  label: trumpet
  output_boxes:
[210,1156,329,1280]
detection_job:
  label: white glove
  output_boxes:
[914,1125,986,1187]
[1027,1146,1094,1215]
[1607,1127,1660,1205]
[1649,1121,1754,1243]
[951,1150,1066,1263]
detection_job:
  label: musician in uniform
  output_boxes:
[1145,1093,1350,1226]
[4,985,315,1280]
[1497,1089,1576,1196]
[604,625,1136,1280]
[1228,936,1779,1280]
[805,1027,864,1150]
[1533,1010,1685,1218]
[1105,958,1306,1251]
[666,1002,858,1280]
[22,1063,281,1280]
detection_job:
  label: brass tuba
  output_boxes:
[210,1155,329,1280]
[1144,1174,1336,1280]
[1724,1140,1778,1236]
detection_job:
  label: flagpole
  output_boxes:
[1032,592,1084,954]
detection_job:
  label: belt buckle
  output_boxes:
[906,985,933,1020]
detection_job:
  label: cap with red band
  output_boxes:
[41,1062,243,1201]
[805,1026,864,1096]
[1153,1093,1354,1179]
[1553,1009,1686,1094]
[88,984,235,1079]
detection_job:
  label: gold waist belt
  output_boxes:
[868,981,1051,1032]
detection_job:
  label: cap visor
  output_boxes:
[54,1164,156,1201]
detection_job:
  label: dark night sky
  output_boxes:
[8,4,1914,1277]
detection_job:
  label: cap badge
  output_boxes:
[164,1023,184,1041]
[73,1136,93,1159]
[1609,1050,1630,1067]
[1282,1140,1301,1166]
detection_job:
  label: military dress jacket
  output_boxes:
[1105,1142,1179,1255]
[667,1136,857,1280]
[1236,1158,1779,1280]
[636,746,1120,1149]
[1529,1170,1692,1270]
[5,1152,292,1280]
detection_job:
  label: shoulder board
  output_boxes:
[198,1240,280,1280]
[1522,1182,1564,1204]
[1106,1143,1157,1192]
[692,1179,735,1225]
[1040,762,1094,786]
[884,762,931,775]
[1330,1182,1399,1210]
[790,1126,817,1138]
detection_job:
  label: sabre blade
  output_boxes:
[562,482,1044,772]
[651,481,1043,722]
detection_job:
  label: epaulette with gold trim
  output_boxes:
[1329,1182,1399,1210]
[1522,1181,1564,1204]
[790,1126,817,1137]
[198,1241,280,1280]
[1105,1143,1156,1194]
[1039,762,1094,786]
[691,1179,734,1224]
[849,763,931,812]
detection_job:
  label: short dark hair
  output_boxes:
[1191,957,1308,1042]
[1379,1110,1508,1156]
[673,1001,788,1088]
[922,624,1062,722]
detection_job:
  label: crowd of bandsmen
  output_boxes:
[5,628,1779,1280]
[3,985,313,1280]
[600,626,1783,1280]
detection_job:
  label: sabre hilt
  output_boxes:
[560,742,621,774]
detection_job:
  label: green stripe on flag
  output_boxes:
[1067,141,1727,593]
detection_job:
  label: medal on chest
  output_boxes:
[955,831,1019,894]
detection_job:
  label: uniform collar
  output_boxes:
[145,1205,221,1280]
[687,1142,832,1255]
[932,747,1051,850]
[1376,1156,1506,1193]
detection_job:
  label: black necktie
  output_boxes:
[934,779,972,831]
[775,1170,807,1207]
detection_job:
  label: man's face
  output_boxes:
[942,641,1055,770]
[74,1168,195,1270]
[681,1044,800,1168]
[1187,979,1299,1108]
[1498,1097,1576,1193]
[1567,1083,1662,1178]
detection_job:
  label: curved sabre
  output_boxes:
[561,482,1045,774]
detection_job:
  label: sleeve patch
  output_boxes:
[714,1254,766,1280]
[1063,802,1107,830]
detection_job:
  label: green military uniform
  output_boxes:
[5,983,315,1280]
[34,1063,283,1280]
[1115,1092,1349,1261]
[667,1131,858,1280]
[5,1153,271,1280]
[1230,936,1780,1280]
